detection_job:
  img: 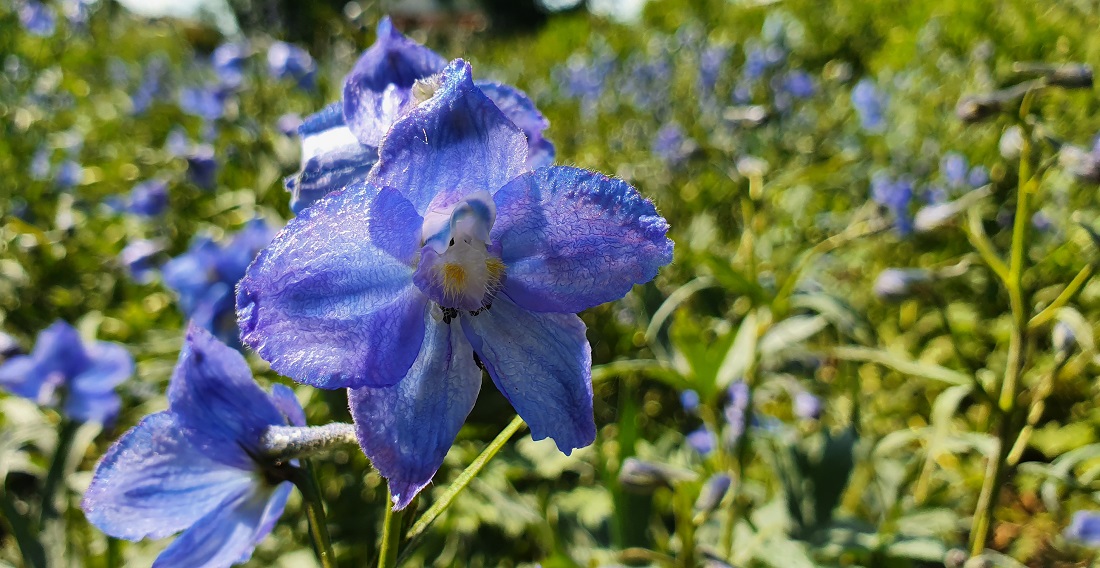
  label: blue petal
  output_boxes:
[343,17,446,146]
[491,167,673,313]
[349,314,481,510]
[33,320,91,378]
[70,341,133,395]
[461,297,595,453]
[0,355,47,400]
[289,103,378,214]
[152,482,290,568]
[64,391,121,424]
[214,219,277,285]
[167,325,287,469]
[477,81,556,169]
[82,412,256,541]
[268,383,306,427]
[236,182,428,389]
[368,59,529,215]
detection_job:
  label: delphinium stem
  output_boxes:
[292,462,337,568]
[40,419,79,524]
[378,488,403,568]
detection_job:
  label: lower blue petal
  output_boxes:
[152,482,290,568]
[461,297,595,453]
[492,167,674,313]
[268,383,306,427]
[349,315,482,510]
[81,412,256,541]
[236,182,427,389]
[64,391,121,424]
[70,341,133,395]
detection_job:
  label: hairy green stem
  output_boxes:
[378,488,403,568]
[291,462,336,568]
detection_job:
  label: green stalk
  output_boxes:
[378,488,403,568]
[674,489,696,568]
[40,419,79,524]
[290,462,336,568]
[397,415,527,563]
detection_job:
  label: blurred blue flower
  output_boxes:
[276,113,302,136]
[1066,510,1100,545]
[119,239,162,284]
[164,127,190,156]
[164,219,277,347]
[742,46,771,81]
[794,391,822,420]
[724,380,750,440]
[267,41,315,89]
[185,144,217,190]
[131,57,167,115]
[236,59,673,509]
[653,121,694,166]
[287,17,554,214]
[128,179,169,217]
[56,159,83,189]
[851,78,886,132]
[83,325,304,568]
[681,389,700,413]
[967,165,989,187]
[30,147,51,180]
[687,427,716,455]
[699,45,730,93]
[212,42,248,89]
[781,70,815,99]
[871,173,913,234]
[19,0,56,36]
[941,152,967,187]
[179,86,227,121]
[0,321,132,424]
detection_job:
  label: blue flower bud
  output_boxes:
[693,473,732,517]
[1065,510,1100,545]
[618,458,696,492]
[1053,320,1076,361]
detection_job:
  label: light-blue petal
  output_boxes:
[236,182,428,389]
[342,17,446,146]
[492,167,674,313]
[289,102,378,214]
[82,412,256,541]
[64,391,121,424]
[349,314,481,511]
[0,355,47,400]
[70,341,133,395]
[167,325,287,469]
[477,81,556,170]
[368,59,529,215]
[268,383,306,428]
[461,297,595,453]
[152,482,290,568]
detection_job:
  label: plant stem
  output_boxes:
[397,415,527,563]
[674,489,696,568]
[291,462,336,568]
[40,419,79,524]
[378,488,403,568]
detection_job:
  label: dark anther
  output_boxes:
[473,352,486,372]
[441,307,459,324]
[448,238,455,246]
[468,303,492,317]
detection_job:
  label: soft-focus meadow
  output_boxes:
[3,0,1100,566]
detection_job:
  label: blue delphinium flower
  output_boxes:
[128,179,169,217]
[1066,510,1100,545]
[212,42,248,89]
[286,17,555,214]
[871,173,913,234]
[653,121,694,167]
[186,144,218,190]
[267,41,316,89]
[941,152,967,187]
[0,321,133,424]
[82,325,304,568]
[687,427,716,456]
[680,389,700,413]
[19,0,56,37]
[164,219,277,346]
[237,59,673,508]
[119,239,163,284]
[780,70,815,99]
[851,78,887,132]
[180,86,228,121]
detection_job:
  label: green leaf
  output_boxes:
[758,315,828,357]
[884,536,948,561]
[716,310,759,389]
[830,346,970,386]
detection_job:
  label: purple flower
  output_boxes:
[19,0,56,36]
[687,427,716,455]
[941,152,967,187]
[236,59,673,509]
[780,70,815,99]
[164,219,277,347]
[0,321,132,424]
[871,173,913,234]
[724,381,750,441]
[1066,510,1100,545]
[128,179,169,217]
[212,42,248,89]
[82,325,303,568]
[267,41,316,89]
[179,86,227,121]
[680,389,700,413]
[793,391,822,420]
[851,78,886,132]
[119,239,163,283]
[286,17,554,214]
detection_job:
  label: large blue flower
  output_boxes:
[0,321,132,424]
[82,325,304,568]
[237,59,673,508]
[287,17,555,214]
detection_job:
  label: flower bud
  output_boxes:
[687,427,717,455]
[1052,320,1076,362]
[618,458,696,493]
[680,389,700,413]
[693,473,732,518]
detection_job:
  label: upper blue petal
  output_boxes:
[349,314,482,511]
[82,412,256,541]
[268,383,307,428]
[152,482,290,568]
[236,182,428,389]
[289,103,378,214]
[64,391,122,425]
[461,296,595,453]
[491,167,673,313]
[477,81,556,170]
[368,59,529,215]
[342,17,446,146]
[33,320,92,378]
[0,355,48,400]
[70,341,133,395]
[167,325,288,469]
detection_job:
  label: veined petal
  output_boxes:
[343,17,446,146]
[492,167,673,313]
[236,182,428,389]
[461,297,595,453]
[152,482,291,568]
[288,145,378,214]
[349,314,482,510]
[368,59,529,215]
[268,383,306,428]
[477,81,556,169]
[168,325,287,469]
[70,341,133,395]
[82,412,256,541]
